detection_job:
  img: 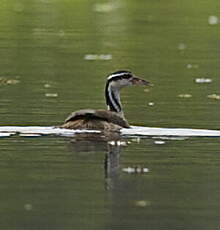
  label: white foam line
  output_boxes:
[0,126,220,137]
[0,133,14,137]
[0,126,100,137]
[122,126,220,137]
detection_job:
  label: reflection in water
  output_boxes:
[69,133,122,178]
[66,135,155,230]
[105,143,121,190]
[70,134,109,152]
[69,133,126,191]
[105,144,121,178]
[69,134,149,192]
[1,134,220,230]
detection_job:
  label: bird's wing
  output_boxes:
[64,109,130,128]
[64,109,97,123]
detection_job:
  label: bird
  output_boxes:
[60,70,151,132]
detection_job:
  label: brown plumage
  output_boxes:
[60,109,129,131]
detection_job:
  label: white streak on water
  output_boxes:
[0,133,14,137]
[122,126,220,137]
[0,126,220,138]
[0,126,100,137]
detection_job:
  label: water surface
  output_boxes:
[0,0,220,229]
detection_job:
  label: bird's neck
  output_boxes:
[105,82,123,115]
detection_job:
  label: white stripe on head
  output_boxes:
[107,71,132,80]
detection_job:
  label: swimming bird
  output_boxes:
[60,70,150,131]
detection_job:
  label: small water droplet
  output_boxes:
[208,15,219,25]
[122,166,149,174]
[93,3,117,13]
[178,43,187,50]
[148,102,155,106]
[24,204,33,211]
[44,84,51,88]
[154,140,165,145]
[131,137,141,143]
[45,93,58,97]
[84,54,112,60]
[178,94,192,98]
[135,200,151,207]
[207,94,220,100]
[195,78,213,83]
[144,88,150,93]
[186,64,193,69]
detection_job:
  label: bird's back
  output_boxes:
[60,109,130,131]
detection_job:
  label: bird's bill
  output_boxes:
[130,77,152,86]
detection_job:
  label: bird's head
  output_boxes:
[107,70,151,89]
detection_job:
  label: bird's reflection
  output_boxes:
[69,133,124,189]
[105,143,121,178]
[104,143,121,190]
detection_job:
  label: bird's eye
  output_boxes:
[123,74,132,79]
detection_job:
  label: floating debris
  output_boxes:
[45,93,58,97]
[207,94,220,100]
[148,102,155,106]
[6,79,20,85]
[186,64,199,69]
[187,64,192,69]
[44,83,51,88]
[0,77,20,85]
[93,3,117,13]
[178,43,187,50]
[108,140,128,146]
[178,94,192,98]
[131,137,141,143]
[122,166,149,174]
[208,15,219,25]
[135,200,151,207]
[84,54,112,61]
[195,78,213,83]
[144,88,150,93]
[24,204,33,211]
[154,140,165,145]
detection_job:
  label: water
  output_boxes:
[0,0,220,229]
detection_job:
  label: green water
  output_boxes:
[0,0,220,229]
